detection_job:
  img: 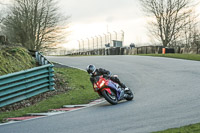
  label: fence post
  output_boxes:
[48,65,55,91]
[35,52,38,61]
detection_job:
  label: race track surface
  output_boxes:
[1,55,200,133]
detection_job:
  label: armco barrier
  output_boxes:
[0,52,55,108]
[35,52,51,65]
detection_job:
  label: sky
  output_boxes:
[57,0,149,50]
[58,0,200,50]
[1,0,200,50]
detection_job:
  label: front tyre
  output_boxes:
[102,89,118,105]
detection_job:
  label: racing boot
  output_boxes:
[119,89,129,99]
[120,83,130,93]
[123,94,128,99]
[118,82,126,89]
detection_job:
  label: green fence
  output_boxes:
[0,52,55,108]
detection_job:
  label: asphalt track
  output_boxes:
[0,55,200,133]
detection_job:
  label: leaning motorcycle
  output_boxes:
[93,75,134,105]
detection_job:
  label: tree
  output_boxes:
[140,0,197,47]
[2,0,70,51]
[0,3,7,33]
[181,12,199,47]
[191,25,200,47]
[0,2,6,24]
[0,11,3,24]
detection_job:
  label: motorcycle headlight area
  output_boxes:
[100,80,105,88]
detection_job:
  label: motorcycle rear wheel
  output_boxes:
[102,89,118,105]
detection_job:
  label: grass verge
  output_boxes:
[139,54,200,61]
[154,123,200,133]
[0,67,99,123]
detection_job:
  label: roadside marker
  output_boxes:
[49,107,82,112]
[4,98,105,123]
[7,116,44,121]
[28,112,65,116]
[63,104,89,108]
[162,48,166,54]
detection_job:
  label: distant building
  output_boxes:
[113,40,122,47]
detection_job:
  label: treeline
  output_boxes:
[140,0,200,48]
[1,0,199,51]
[0,0,69,51]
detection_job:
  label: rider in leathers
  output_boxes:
[86,64,127,90]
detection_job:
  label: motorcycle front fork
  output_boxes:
[119,88,125,100]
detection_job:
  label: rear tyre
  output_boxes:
[102,89,118,105]
[125,89,134,101]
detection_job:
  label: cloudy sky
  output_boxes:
[58,0,149,50]
[1,0,200,50]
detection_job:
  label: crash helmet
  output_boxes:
[86,64,96,75]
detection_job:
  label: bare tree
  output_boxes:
[0,12,3,24]
[140,0,197,47]
[0,3,7,33]
[0,7,2,23]
[191,24,200,47]
[181,11,198,47]
[0,2,6,24]
[2,0,70,51]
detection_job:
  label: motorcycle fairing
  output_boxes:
[103,88,112,94]
[106,80,121,100]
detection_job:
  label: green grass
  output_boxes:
[139,54,200,61]
[0,46,36,75]
[0,67,99,123]
[154,123,200,133]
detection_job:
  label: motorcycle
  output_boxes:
[93,75,134,105]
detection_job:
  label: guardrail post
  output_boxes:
[35,52,38,61]
[48,65,55,91]
[41,57,44,65]
[45,60,48,65]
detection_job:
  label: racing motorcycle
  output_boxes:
[93,75,134,105]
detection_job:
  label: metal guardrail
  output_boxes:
[0,52,55,108]
[35,52,51,65]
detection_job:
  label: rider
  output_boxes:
[86,64,128,90]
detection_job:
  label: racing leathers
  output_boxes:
[90,68,126,89]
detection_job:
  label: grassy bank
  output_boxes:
[140,54,200,61]
[154,123,200,133]
[0,46,36,76]
[0,67,99,123]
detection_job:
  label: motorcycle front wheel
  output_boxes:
[102,89,118,105]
